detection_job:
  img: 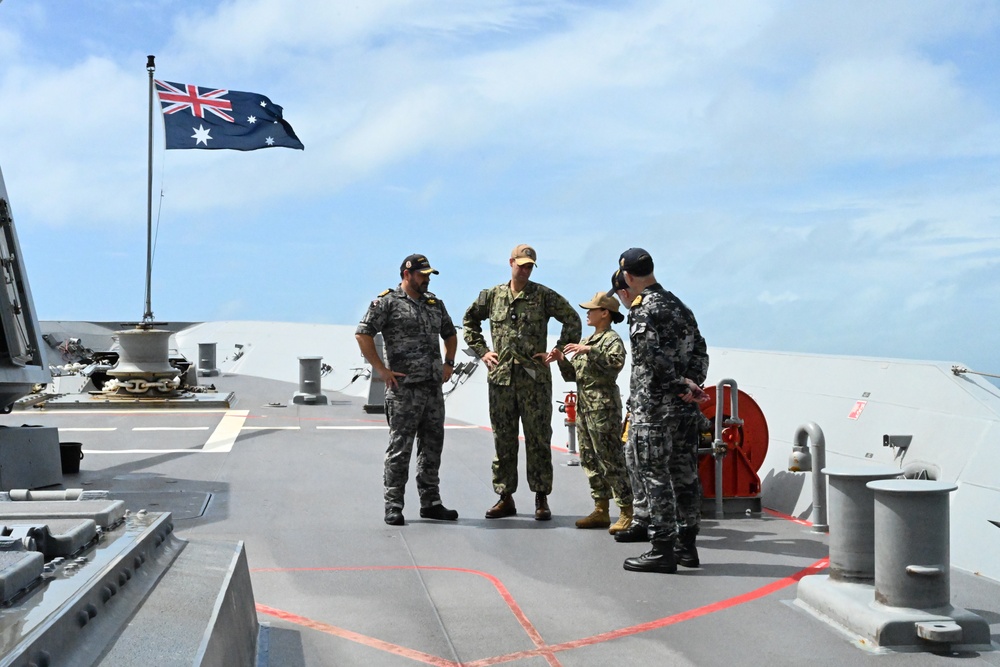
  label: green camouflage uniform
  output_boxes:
[557,329,634,508]
[625,284,709,542]
[357,286,456,512]
[464,281,581,495]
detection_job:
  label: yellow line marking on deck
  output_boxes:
[203,409,250,452]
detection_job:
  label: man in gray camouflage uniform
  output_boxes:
[356,254,459,526]
[612,249,709,573]
[463,244,581,521]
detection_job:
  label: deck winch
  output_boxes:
[103,327,182,397]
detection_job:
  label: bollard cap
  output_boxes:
[866,479,957,494]
[821,466,901,480]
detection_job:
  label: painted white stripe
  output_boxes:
[316,425,389,430]
[33,409,232,415]
[203,409,250,452]
[241,426,301,431]
[315,424,478,430]
[132,426,210,432]
[59,427,118,432]
[83,449,226,455]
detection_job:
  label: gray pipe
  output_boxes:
[793,422,828,532]
[712,379,742,519]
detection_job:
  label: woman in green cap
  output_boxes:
[549,291,634,533]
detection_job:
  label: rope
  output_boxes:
[951,365,1000,380]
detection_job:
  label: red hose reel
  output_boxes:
[697,385,769,499]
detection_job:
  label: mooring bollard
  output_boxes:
[868,478,957,609]
[198,342,220,377]
[292,356,329,405]
[823,466,901,581]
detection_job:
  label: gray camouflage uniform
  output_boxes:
[357,286,457,512]
[557,329,633,508]
[625,284,709,542]
[463,282,581,495]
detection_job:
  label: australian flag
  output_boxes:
[155,80,304,151]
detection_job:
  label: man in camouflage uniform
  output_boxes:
[612,249,709,573]
[356,254,459,526]
[550,292,633,533]
[463,244,581,520]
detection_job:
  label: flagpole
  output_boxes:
[143,55,155,325]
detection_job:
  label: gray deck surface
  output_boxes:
[8,373,1000,666]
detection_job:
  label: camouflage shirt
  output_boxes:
[356,286,457,385]
[463,281,581,386]
[557,328,626,412]
[627,283,708,422]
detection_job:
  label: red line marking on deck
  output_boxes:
[255,603,460,667]
[464,557,829,666]
[253,557,827,666]
[762,506,813,526]
[254,566,560,666]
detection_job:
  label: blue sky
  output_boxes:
[1,1,999,372]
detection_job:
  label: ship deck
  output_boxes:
[7,372,1000,666]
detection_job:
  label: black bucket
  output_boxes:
[60,442,84,474]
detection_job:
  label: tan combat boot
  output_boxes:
[575,499,611,529]
[608,504,633,535]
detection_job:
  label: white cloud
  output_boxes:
[757,290,799,305]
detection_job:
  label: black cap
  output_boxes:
[400,254,439,275]
[608,269,628,295]
[619,248,653,276]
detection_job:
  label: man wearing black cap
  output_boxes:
[356,254,460,526]
[613,248,709,573]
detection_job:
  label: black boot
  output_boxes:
[613,521,649,543]
[675,526,700,568]
[420,503,459,521]
[623,539,677,573]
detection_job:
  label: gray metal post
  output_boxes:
[292,356,328,405]
[712,378,742,519]
[822,466,901,581]
[868,479,957,609]
[198,343,220,377]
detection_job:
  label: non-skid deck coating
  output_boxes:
[8,373,1000,666]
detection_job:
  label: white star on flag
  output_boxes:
[191,124,212,145]
[247,115,257,124]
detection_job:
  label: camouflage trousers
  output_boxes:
[488,367,553,495]
[383,381,445,511]
[624,412,702,542]
[577,404,633,508]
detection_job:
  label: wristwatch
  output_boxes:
[444,359,455,367]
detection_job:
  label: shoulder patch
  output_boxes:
[378,288,391,297]
[631,295,643,307]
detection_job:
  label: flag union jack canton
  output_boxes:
[155,80,304,151]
